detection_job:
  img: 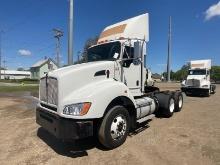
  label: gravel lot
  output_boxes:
[0,83,219,165]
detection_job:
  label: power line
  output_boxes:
[1,0,54,54]
[37,43,54,53]
[3,0,51,33]
[3,31,54,50]
[53,28,63,68]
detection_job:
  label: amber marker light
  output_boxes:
[80,102,92,116]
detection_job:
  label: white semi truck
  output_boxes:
[181,59,216,96]
[36,13,183,149]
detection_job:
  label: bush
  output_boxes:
[0,78,39,84]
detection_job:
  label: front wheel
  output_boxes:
[210,85,216,94]
[98,106,130,149]
[205,89,211,97]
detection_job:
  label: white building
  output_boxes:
[30,58,58,80]
[0,70,31,80]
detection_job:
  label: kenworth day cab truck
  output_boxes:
[181,59,216,96]
[36,13,184,149]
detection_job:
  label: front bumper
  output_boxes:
[36,106,93,140]
[181,87,209,95]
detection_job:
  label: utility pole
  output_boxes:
[167,16,172,82]
[68,0,74,65]
[3,59,6,79]
[53,28,63,68]
[0,31,3,80]
[77,51,81,62]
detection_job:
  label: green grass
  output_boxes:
[0,85,39,93]
[0,79,39,84]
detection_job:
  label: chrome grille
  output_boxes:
[186,79,200,87]
[40,77,58,105]
[40,78,47,103]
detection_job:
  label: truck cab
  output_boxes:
[181,60,215,96]
[36,13,183,149]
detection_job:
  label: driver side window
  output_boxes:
[109,44,120,59]
[123,46,134,67]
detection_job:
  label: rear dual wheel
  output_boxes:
[174,91,183,112]
[155,91,183,117]
[155,93,175,117]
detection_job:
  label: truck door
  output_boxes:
[122,46,142,96]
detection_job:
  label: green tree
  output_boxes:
[0,67,6,70]
[80,36,99,63]
[173,64,190,81]
[162,64,190,81]
[17,67,24,71]
[211,66,220,82]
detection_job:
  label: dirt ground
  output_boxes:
[0,83,220,165]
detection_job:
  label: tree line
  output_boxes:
[75,36,220,82]
[75,36,98,64]
[163,64,220,82]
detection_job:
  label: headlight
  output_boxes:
[63,102,91,116]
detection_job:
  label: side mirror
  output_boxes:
[134,41,142,59]
[113,52,119,59]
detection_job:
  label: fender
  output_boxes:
[59,79,137,119]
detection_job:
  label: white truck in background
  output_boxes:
[146,68,154,86]
[36,13,184,149]
[181,59,216,96]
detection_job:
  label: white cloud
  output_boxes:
[157,64,166,66]
[18,49,32,56]
[205,1,220,20]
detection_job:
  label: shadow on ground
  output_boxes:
[185,93,214,98]
[37,127,103,158]
[37,122,151,158]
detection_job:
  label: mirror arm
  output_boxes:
[117,57,141,62]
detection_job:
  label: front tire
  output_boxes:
[210,85,216,94]
[205,89,211,97]
[98,106,130,149]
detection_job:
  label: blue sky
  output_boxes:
[0,0,220,73]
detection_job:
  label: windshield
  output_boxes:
[87,42,121,62]
[188,69,206,75]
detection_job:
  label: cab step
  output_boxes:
[137,114,155,123]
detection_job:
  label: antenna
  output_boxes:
[167,16,172,82]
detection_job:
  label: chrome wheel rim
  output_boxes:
[179,95,183,108]
[169,98,175,113]
[110,115,127,140]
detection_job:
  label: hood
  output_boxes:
[186,74,209,87]
[47,61,116,104]
[49,61,115,78]
[187,75,206,80]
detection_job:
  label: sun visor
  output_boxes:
[98,13,149,43]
